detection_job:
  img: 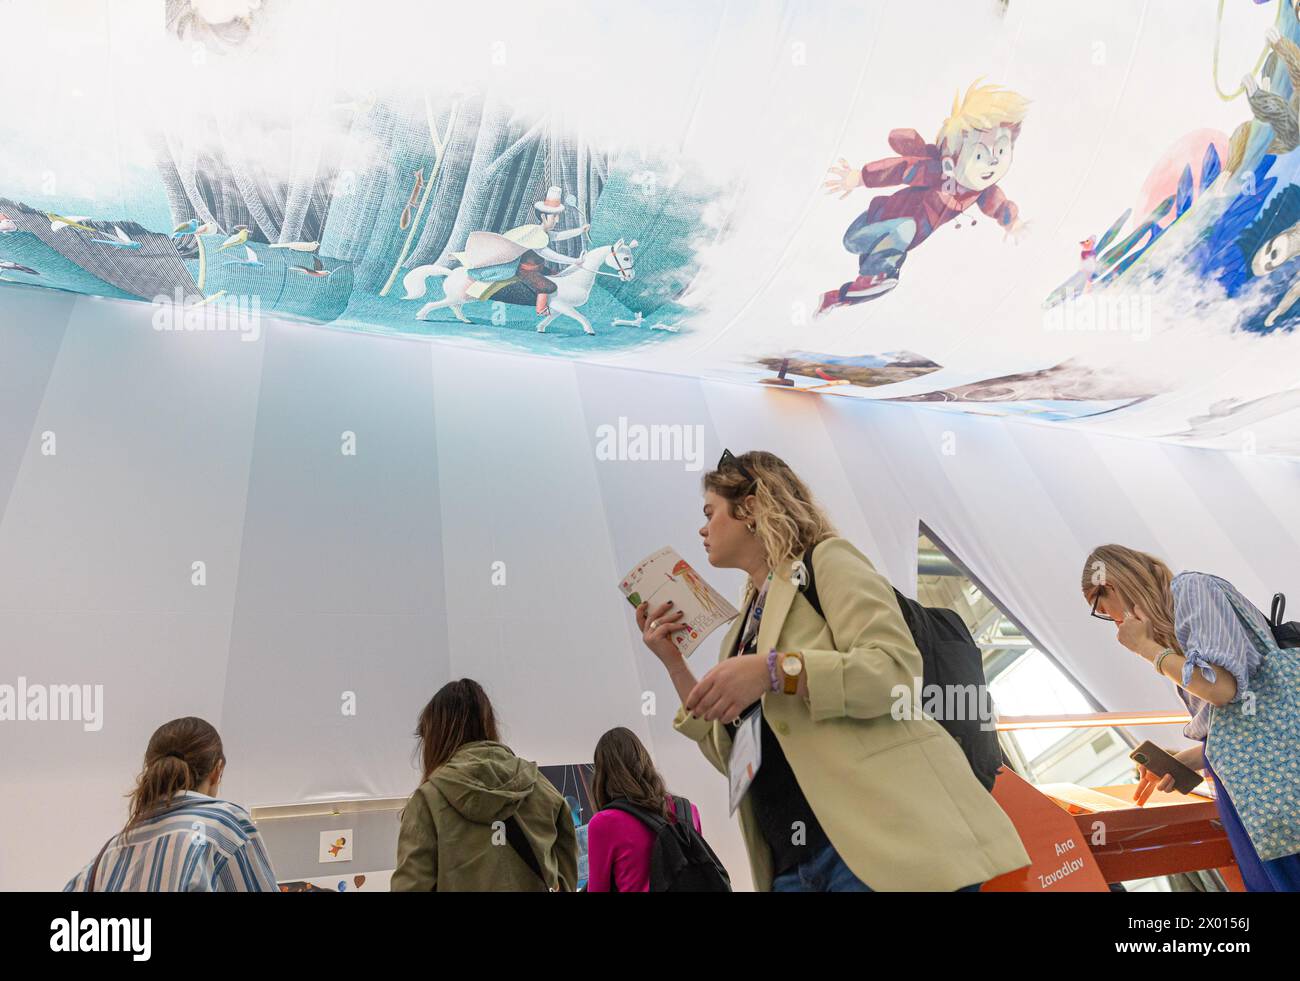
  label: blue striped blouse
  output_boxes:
[64,791,279,892]
[1171,572,1268,741]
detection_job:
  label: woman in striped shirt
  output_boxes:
[65,716,278,892]
[1082,545,1300,891]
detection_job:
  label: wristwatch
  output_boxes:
[779,652,804,695]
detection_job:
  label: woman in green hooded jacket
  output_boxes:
[392,679,578,892]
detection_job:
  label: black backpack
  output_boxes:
[600,796,731,892]
[799,545,1003,791]
[1269,593,1300,649]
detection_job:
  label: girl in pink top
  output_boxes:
[586,727,703,893]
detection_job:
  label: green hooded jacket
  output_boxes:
[391,740,578,892]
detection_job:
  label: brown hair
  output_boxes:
[1081,544,1181,654]
[415,679,500,784]
[124,717,224,839]
[591,727,671,818]
[703,450,836,595]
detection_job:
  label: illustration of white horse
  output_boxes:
[402,239,637,335]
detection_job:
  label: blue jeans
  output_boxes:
[842,214,917,277]
[771,844,982,892]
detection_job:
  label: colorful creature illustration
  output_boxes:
[287,255,331,278]
[1249,217,1300,326]
[218,225,251,251]
[1244,28,1300,152]
[171,218,220,239]
[328,836,346,858]
[222,244,262,267]
[171,218,201,238]
[404,238,636,335]
[818,81,1030,315]
[1079,236,1098,277]
[0,260,40,280]
[0,213,16,234]
[89,225,141,250]
[1226,18,1300,176]
[47,213,94,233]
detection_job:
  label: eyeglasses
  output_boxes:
[1090,589,1115,622]
[718,448,755,484]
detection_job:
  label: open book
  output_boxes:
[619,547,739,658]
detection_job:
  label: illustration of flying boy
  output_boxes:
[817,81,1030,315]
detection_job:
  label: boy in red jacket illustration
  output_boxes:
[818,81,1030,315]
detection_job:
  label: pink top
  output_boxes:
[586,796,702,892]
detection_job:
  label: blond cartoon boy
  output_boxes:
[818,81,1030,314]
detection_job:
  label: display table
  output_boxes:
[982,769,1242,891]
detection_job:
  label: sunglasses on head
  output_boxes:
[1090,587,1116,622]
[717,448,755,484]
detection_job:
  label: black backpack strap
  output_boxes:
[602,798,671,834]
[502,814,548,889]
[1272,593,1285,627]
[672,795,691,827]
[800,545,824,620]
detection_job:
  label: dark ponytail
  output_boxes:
[122,717,224,839]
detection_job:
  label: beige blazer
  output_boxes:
[674,537,1030,891]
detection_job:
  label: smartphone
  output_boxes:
[1129,741,1204,795]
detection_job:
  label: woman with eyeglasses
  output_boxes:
[632,449,1029,891]
[1082,544,1300,891]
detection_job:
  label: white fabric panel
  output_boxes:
[0,296,265,889]
[218,321,447,806]
[431,348,648,771]
[0,289,74,520]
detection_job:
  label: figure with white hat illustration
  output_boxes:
[445,186,591,315]
[516,185,590,314]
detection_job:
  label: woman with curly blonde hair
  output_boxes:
[633,449,1029,891]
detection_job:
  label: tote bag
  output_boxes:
[1205,583,1300,861]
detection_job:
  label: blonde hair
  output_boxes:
[937,80,1030,156]
[1081,544,1181,654]
[703,451,836,596]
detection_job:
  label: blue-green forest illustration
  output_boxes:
[0,93,715,358]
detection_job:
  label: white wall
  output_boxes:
[2,292,1298,890]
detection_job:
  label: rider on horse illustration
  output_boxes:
[454,186,591,314]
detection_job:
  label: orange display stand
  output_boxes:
[983,768,1243,891]
[982,768,1109,891]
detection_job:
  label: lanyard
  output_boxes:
[737,574,772,655]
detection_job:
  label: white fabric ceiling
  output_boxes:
[2,0,1300,456]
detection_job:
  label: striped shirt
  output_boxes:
[1171,572,1267,741]
[64,791,278,892]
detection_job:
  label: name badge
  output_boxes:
[728,706,763,815]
